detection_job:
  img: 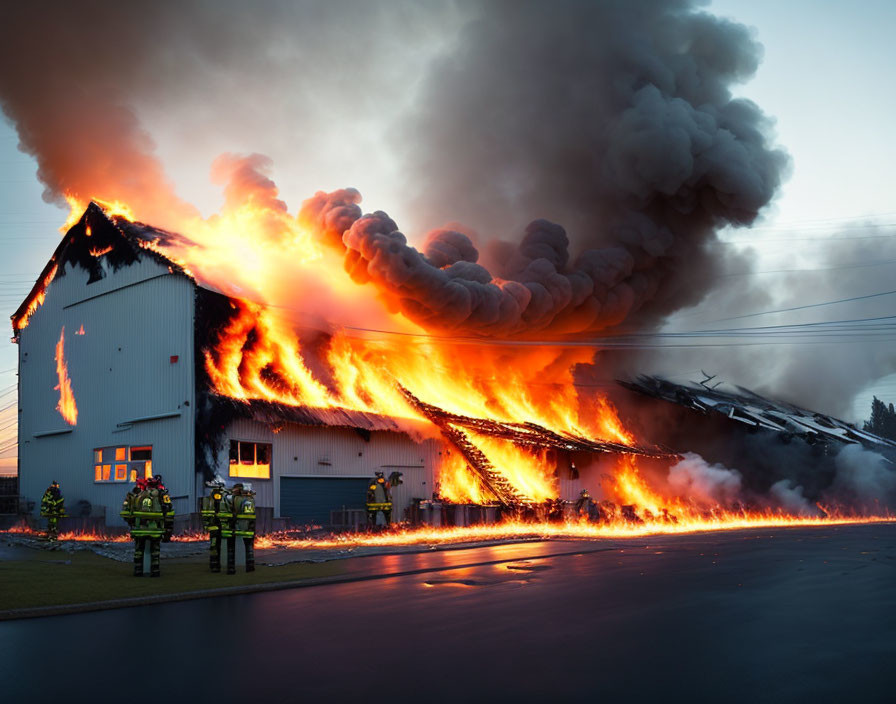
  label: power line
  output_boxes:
[712,289,896,323]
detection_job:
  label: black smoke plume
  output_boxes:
[304,0,788,336]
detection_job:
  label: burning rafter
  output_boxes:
[401,387,673,459]
[401,387,674,508]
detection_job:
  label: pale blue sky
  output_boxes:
[0,0,894,470]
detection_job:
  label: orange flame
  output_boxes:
[42,177,892,526]
[54,326,77,425]
[437,451,492,504]
[14,263,58,332]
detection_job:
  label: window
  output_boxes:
[131,446,152,461]
[94,445,153,483]
[229,440,271,479]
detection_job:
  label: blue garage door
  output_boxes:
[280,477,370,526]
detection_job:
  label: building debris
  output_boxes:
[620,375,896,452]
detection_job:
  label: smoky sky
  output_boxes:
[302,0,788,336]
[0,0,453,229]
[621,221,896,419]
[0,0,788,338]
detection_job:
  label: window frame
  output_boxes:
[93,445,153,484]
[228,439,272,480]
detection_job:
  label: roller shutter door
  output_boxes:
[280,476,370,526]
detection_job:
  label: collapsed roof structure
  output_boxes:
[620,375,896,453]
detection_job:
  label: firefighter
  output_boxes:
[574,489,597,521]
[120,475,173,577]
[200,479,230,573]
[366,471,392,527]
[228,483,256,574]
[150,474,175,542]
[40,481,65,541]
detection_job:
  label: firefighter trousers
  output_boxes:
[367,508,392,526]
[225,536,255,574]
[209,532,222,572]
[46,517,58,541]
[134,536,161,577]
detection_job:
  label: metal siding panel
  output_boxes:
[279,477,370,525]
[18,259,195,525]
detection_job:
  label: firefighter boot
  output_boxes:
[244,538,255,573]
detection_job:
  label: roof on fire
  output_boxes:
[15,204,671,461]
[12,202,194,333]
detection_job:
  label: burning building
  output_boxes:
[13,203,668,529]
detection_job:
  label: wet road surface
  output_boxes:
[3,523,895,703]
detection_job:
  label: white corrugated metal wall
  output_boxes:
[212,418,444,520]
[17,257,196,525]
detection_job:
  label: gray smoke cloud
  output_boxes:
[0,1,452,229]
[769,479,817,516]
[296,0,787,336]
[667,452,743,507]
[1,0,787,337]
[830,444,896,509]
[386,0,789,334]
[632,222,896,419]
[662,449,895,515]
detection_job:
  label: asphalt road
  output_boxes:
[3,524,895,703]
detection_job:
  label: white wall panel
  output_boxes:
[18,258,195,525]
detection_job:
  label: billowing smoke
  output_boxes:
[1,0,786,337]
[769,480,817,516]
[0,1,449,231]
[663,448,895,516]
[830,444,896,508]
[668,453,743,507]
[386,0,789,334]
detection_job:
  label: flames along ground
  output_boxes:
[11,171,892,546]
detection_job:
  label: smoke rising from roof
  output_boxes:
[0,0,786,337]
[393,0,789,333]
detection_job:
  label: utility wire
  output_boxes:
[712,289,896,323]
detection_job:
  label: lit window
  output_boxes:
[93,445,154,483]
[229,440,271,479]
